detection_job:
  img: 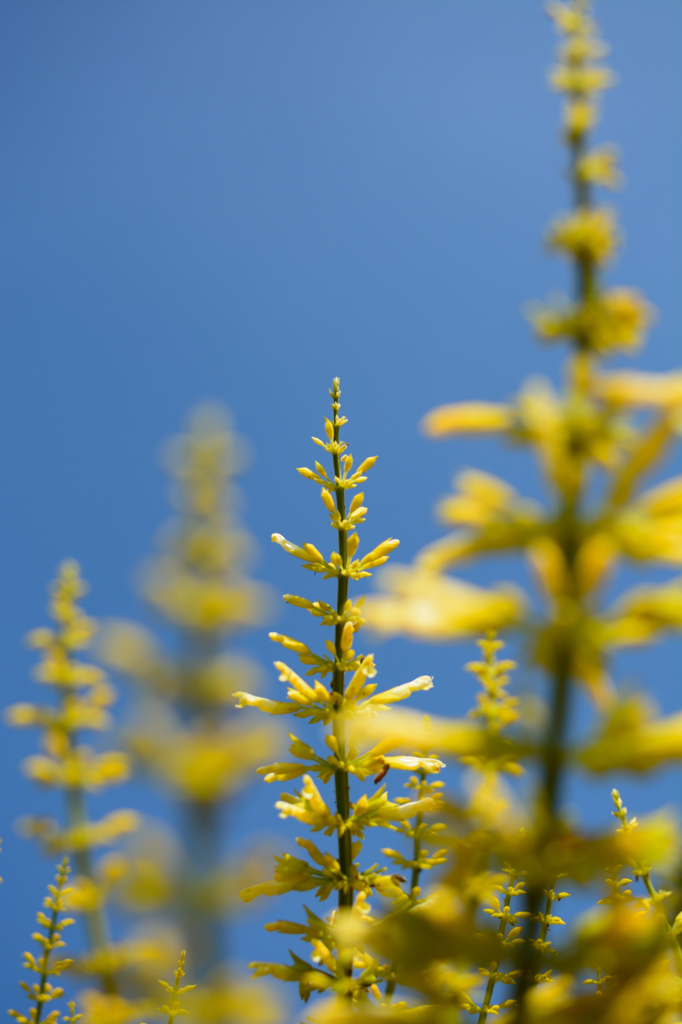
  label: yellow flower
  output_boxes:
[421,402,513,438]
[360,675,434,713]
[563,99,597,138]
[381,755,445,773]
[594,370,682,409]
[275,775,337,833]
[234,692,298,715]
[582,695,682,773]
[530,288,653,354]
[364,567,524,641]
[436,469,517,526]
[546,1,588,34]
[603,577,682,646]
[576,145,623,189]
[548,207,620,264]
[549,65,614,95]
[614,477,682,566]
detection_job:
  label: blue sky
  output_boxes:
[1,0,680,1013]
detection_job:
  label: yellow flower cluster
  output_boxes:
[98,404,277,1006]
[5,562,137,996]
[237,379,447,1008]
[9,859,76,1024]
[152,950,196,1024]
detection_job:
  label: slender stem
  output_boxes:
[521,80,595,1017]
[477,886,514,1024]
[410,771,427,897]
[331,395,353,913]
[328,382,354,1000]
[182,799,223,977]
[65,786,117,995]
[571,131,596,306]
[537,884,555,948]
[178,635,225,978]
[642,873,682,975]
[33,893,62,1024]
[58,627,117,997]
[542,651,572,820]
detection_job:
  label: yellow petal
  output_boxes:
[421,403,513,438]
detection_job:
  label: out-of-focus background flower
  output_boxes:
[1,0,680,1011]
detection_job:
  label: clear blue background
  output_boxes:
[1,0,680,1016]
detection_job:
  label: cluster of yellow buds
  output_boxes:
[9,858,75,1024]
[459,635,524,828]
[151,950,196,1024]
[461,867,528,1018]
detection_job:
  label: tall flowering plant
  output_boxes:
[5,563,141,1011]
[100,406,280,1021]
[235,379,452,1008]
[357,1,682,1020]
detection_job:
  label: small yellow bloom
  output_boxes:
[275,775,336,832]
[576,145,623,189]
[234,692,298,715]
[594,370,682,409]
[381,755,445,773]
[563,98,597,137]
[362,675,434,712]
[550,65,614,96]
[421,402,512,438]
[531,288,653,354]
[548,207,619,264]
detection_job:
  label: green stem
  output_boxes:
[182,798,223,977]
[329,382,354,997]
[538,884,555,948]
[65,786,117,995]
[384,978,396,1003]
[571,132,596,305]
[642,873,682,975]
[477,886,514,1024]
[410,771,427,898]
[543,652,571,821]
[521,88,594,1019]
[33,890,62,1024]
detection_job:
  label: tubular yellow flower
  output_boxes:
[594,370,682,409]
[421,402,513,438]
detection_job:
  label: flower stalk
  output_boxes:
[6,563,134,996]
[9,859,75,1024]
[330,379,354,914]
[238,379,445,1009]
